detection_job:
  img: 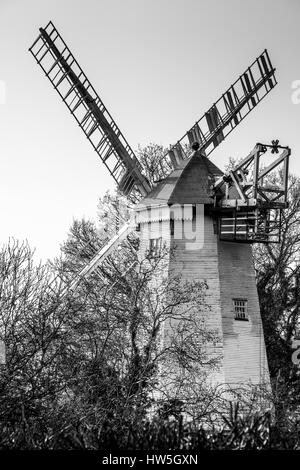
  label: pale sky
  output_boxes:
[0,0,299,262]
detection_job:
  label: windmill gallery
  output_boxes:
[29,21,291,393]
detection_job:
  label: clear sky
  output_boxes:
[0,0,299,262]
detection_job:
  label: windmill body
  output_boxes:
[29,21,291,394]
[136,151,270,389]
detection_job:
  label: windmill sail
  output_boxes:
[65,222,135,293]
[162,50,277,174]
[29,21,151,200]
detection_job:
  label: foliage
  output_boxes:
[253,175,300,425]
[0,402,300,450]
[136,143,170,185]
[0,231,219,448]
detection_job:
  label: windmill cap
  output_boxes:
[135,150,223,208]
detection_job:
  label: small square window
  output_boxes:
[233,299,248,321]
[148,237,162,258]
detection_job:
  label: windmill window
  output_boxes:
[233,299,248,321]
[170,219,174,235]
[148,237,162,258]
[213,219,218,235]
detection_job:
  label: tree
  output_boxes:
[56,214,221,430]
[136,143,170,186]
[253,174,300,426]
[0,239,81,447]
[0,179,223,448]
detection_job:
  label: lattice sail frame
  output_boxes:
[29,21,151,200]
[30,21,278,198]
[160,50,277,176]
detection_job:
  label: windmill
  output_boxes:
[29,21,290,390]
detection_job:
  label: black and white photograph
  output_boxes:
[0,0,300,459]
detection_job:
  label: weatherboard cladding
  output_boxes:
[138,215,270,388]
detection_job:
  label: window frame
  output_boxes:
[148,237,162,258]
[233,298,249,321]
